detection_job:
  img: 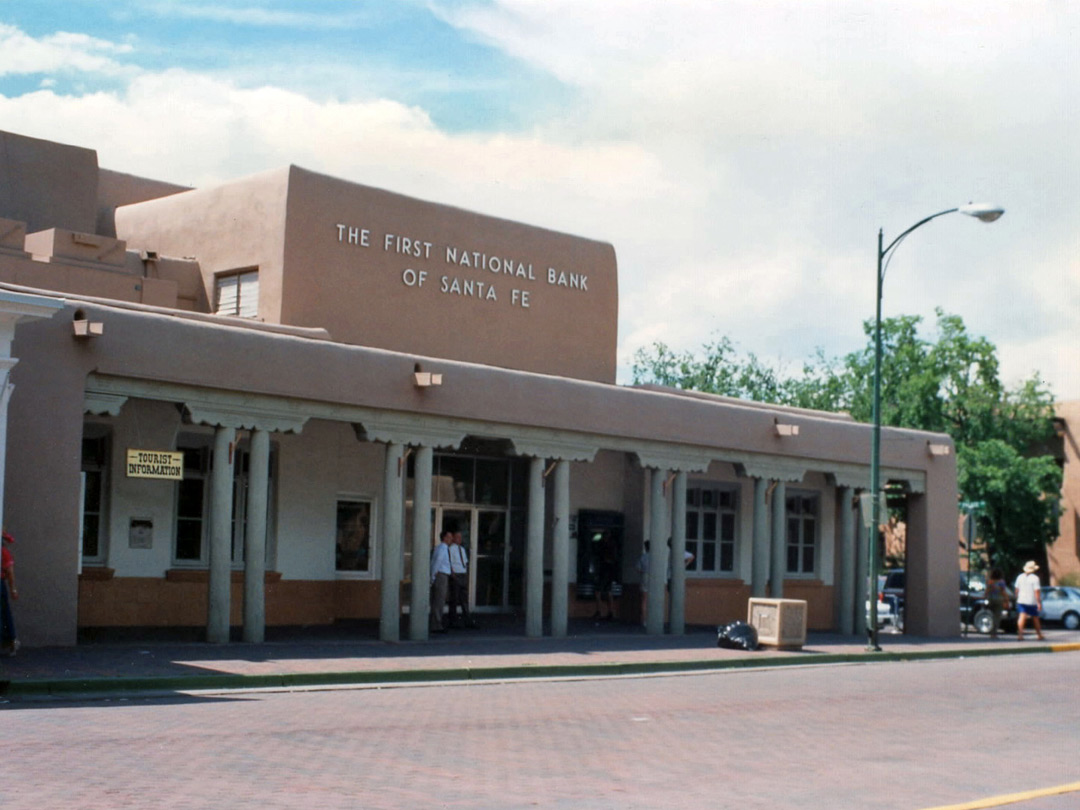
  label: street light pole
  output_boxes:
[868,203,1003,652]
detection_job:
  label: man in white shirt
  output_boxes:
[1014,560,1045,641]
[429,526,454,633]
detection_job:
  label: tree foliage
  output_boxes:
[631,310,1062,570]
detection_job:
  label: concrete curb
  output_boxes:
[2,641,1073,701]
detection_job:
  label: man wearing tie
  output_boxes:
[430,524,454,633]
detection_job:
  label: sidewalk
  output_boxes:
[2,619,1078,701]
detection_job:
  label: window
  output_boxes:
[175,445,209,562]
[81,434,109,562]
[174,439,274,566]
[685,484,737,574]
[336,499,372,574]
[785,493,819,575]
[215,269,259,318]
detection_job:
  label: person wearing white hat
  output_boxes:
[1014,560,1045,641]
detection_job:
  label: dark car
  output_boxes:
[960,575,1017,634]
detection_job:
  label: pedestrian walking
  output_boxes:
[984,568,1009,639]
[1014,560,1045,641]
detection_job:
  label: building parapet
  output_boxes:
[0,218,29,258]
[25,228,128,270]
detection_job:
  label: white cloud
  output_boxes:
[0,23,135,77]
[0,66,668,221]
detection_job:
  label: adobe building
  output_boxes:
[1050,402,1080,584]
[0,129,961,647]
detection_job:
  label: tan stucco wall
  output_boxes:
[1051,401,1080,584]
[0,130,99,234]
[115,167,292,324]
[116,166,619,382]
[281,167,618,382]
[95,168,189,238]
[6,311,90,646]
[904,467,961,636]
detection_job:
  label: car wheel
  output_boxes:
[972,608,995,635]
[1063,611,1080,631]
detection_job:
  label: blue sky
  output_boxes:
[0,1,569,130]
[2,1,1079,398]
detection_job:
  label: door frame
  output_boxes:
[434,505,510,613]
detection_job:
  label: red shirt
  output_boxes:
[1,546,12,574]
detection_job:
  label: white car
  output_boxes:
[867,597,895,628]
[1040,586,1080,630]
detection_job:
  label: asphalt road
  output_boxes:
[2,652,1078,809]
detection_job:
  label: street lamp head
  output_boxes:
[958,202,1005,223]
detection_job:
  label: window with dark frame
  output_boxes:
[685,484,737,574]
[335,500,372,574]
[175,446,209,562]
[81,435,109,561]
[174,441,273,566]
[215,269,259,318]
[785,493,819,574]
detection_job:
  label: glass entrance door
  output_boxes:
[434,507,509,612]
[474,510,507,609]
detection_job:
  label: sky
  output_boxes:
[1,0,1078,397]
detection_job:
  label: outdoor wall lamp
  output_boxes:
[774,419,800,437]
[72,310,104,339]
[413,363,443,387]
[867,202,1003,651]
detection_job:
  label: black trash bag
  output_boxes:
[717,621,759,651]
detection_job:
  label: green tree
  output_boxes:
[632,311,1062,570]
[957,441,1062,574]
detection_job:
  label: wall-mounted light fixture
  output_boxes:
[927,442,951,457]
[413,363,443,388]
[72,310,104,339]
[774,419,799,437]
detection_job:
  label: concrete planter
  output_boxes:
[748,598,807,650]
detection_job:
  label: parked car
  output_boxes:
[960,575,1017,634]
[876,568,1021,633]
[866,596,894,629]
[1040,586,1080,630]
[880,569,905,630]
